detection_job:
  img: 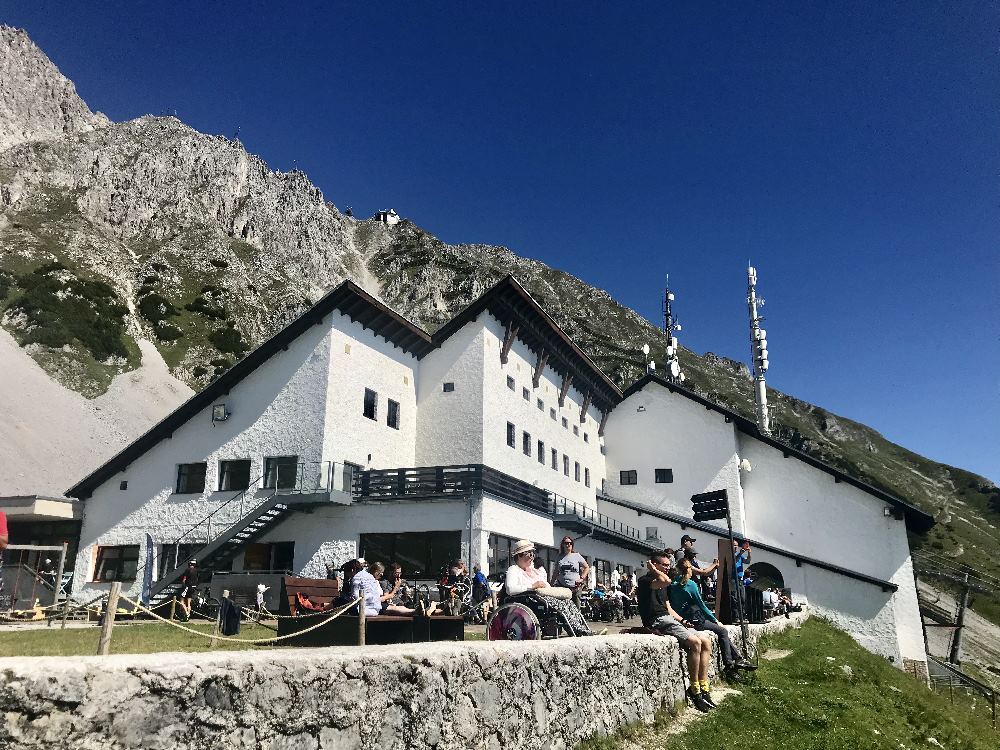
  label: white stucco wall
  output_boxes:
[73,323,337,599]
[604,383,746,532]
[414,321,485,467]
[322,310,419,473]
[481,314,606,510]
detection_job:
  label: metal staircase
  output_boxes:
[148,492,292,609]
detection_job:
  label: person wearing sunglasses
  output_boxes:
[551,536,589,611]
[505,539,592,636]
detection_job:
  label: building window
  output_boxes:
[537,440,545,464]
[119,481,128,491]
[363,388,378,420]
[507,375,515,391]
[562,417,568,429]
[573,425,579,436]
[593,558,612,587]
[507,422,516,448]
[387,399,400,430]
[219,460,251,491]
[522,387,530,401]
[574,461,581,482]
[563,454,570,477]
[600,444,606,455]
[584,467,591,487]
[583,433,589,443]
[550,407,556,420]
[655,468,674,483]
[93,545,140,582]
[176,463,207,494]
[537,398,544,411]
[264,456,299,490]
[551,448,558,470]
[360,531,460,578]
[443,382,455,392]
[158,543,199,578]
[620,470,638,485]
[522,431,532,456]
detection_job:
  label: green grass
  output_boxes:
[0,621,286,657]
[0,621,485,656]
[577,619,999,750]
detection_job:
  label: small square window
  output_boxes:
[387,399,400,430]
[219,459,251,491]
[655,468,674,483]
[537,440,545,464]
[443,382,455,393]
[264,456,299,490]
[550,408,556,421]
[176,463,207,494]
[93,545,140,582]
[573,425,579,436]
[363,388,377,420]
[507,376,515,391]
[522,387,530,401]
[507,422,516,448]
[620,470,638,486]
[562,417,568,429]
[537,398,544,411]
[522,431,532,456]
[119,480,128,491]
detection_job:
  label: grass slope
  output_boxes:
[580,619,998,750]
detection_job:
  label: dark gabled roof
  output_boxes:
[433,275,623,414]
[621,374,935,533]
[596,492,899,591]
[67,281,432,499]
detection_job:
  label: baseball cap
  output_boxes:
[680,534,696,545]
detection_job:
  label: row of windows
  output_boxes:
[506,374,592,444]
[506,422,591,488]
[619,468,674,485]
[173,456,299,494]
[363,388,400,430]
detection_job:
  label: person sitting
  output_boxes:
[637,551,716,712]
[370,562,436,616]
[337,559,382,617]
[670,557,756,682]
[505,539,592,636]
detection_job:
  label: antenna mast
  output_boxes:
[663,275,684,384]
[747,264,770,434]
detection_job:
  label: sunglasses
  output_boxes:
[561,540,573,546]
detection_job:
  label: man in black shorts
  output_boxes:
[637,551,716,712]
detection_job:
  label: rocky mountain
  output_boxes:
[1,26,998,597]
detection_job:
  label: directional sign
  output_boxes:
[691,489,729,522]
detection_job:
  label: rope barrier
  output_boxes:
[239,603,342,620]
[118,594,363,644]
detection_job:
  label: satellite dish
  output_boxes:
[670,361,680,377]
[666,346,674,356]
[757,329,767,340]
[667,292,675,301]
[642,343,650,356]
[675,324,682,331]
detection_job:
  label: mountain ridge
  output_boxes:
[1,26,997,589]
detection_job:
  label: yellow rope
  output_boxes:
[118,594,362,644]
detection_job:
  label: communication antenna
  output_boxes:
[663,275,685,384]
[747,264,771,434]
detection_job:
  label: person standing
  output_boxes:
[552,536,589,610]
[729,540,752,624]
[178,560,199,621]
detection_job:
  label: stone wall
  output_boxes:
[0,615,804,750]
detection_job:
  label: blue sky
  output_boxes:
[6,3,999,482]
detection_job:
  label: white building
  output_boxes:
[374,208,401,225]
[65,276,933,672]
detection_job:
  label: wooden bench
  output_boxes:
[275,575,464,646]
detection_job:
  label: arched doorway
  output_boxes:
[746,562,784,590]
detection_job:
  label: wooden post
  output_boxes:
[60,595,71,629]
[52,541,68,608]
[169,596,177,622]
[211,589,229,648]
[97,582,122,655]
[357,602,366,646]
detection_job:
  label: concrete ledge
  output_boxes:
[0,613,807,749]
